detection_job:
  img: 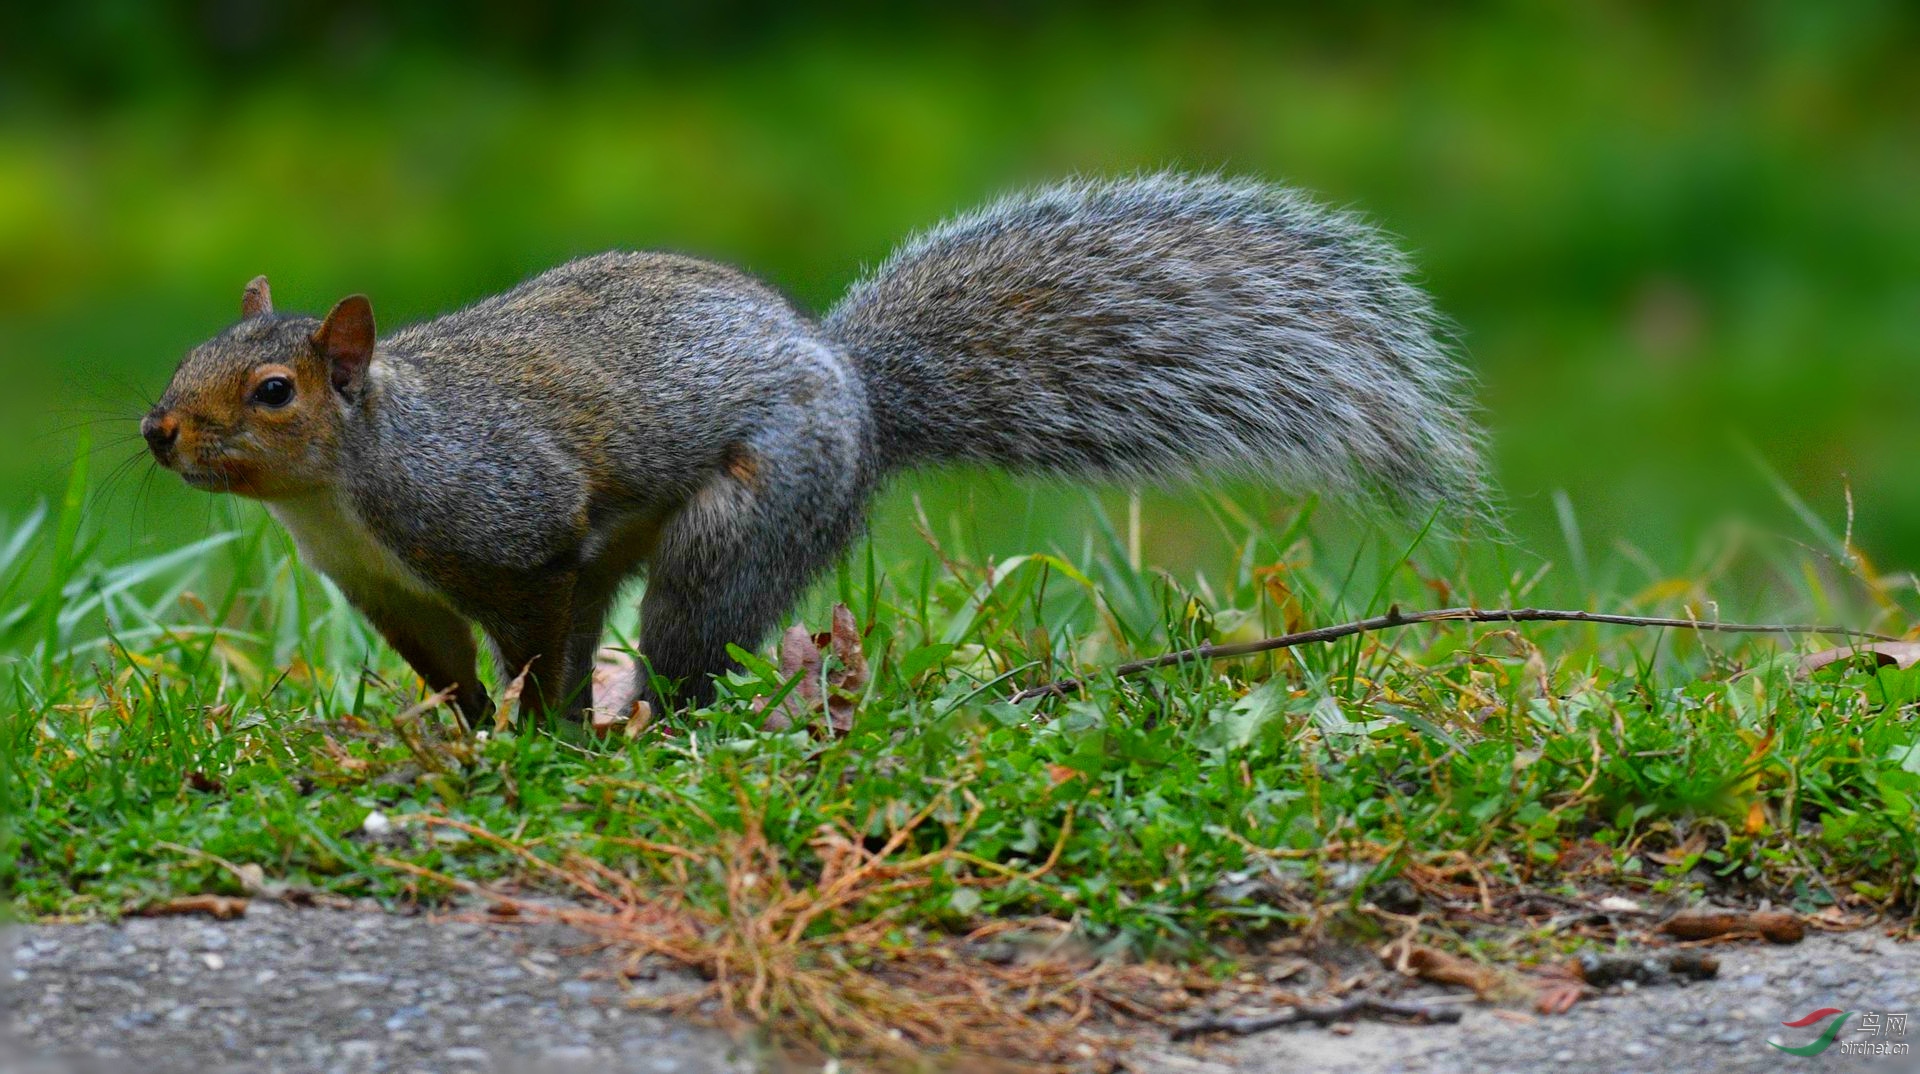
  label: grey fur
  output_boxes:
[830,173,1485,509]
[148,173,1484,721]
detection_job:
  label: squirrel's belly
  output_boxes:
[266,491,442,603]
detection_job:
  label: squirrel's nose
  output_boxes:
[141,411,179,454]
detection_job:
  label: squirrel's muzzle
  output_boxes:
[141,409,179,462]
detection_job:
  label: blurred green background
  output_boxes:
[2,3,1917,591]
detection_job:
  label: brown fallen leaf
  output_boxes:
[754,604,868,735]
[1799,641,1920,675]
[757,624,824,732]
[1389,943,1504,999]
[1644,827,1709,867]
[824,603,870,734]
[492,664,530,734]
[592,647,636,708]
[1534,979,1585,1015]
[1657,908,1803,944]
[587,697,654,738]
[136,895,248,920]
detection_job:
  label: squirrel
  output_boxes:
[142,173,1485,725]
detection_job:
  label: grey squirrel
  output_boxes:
[142,173,1485,724]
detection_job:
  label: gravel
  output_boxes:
[3,903,751,1074]
[6,908,1915,1073]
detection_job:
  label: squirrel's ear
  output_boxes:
[240,275,273,318]
[313,295,376,392]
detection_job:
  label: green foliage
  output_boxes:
[6,460,1916,950]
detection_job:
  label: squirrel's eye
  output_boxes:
[251,376,295,408]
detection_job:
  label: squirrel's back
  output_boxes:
[373,251,866,502]
[825,173,1484,513]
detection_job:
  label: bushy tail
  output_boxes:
[823,173,1486,514]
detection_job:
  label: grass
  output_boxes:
[5,452,1920,1064]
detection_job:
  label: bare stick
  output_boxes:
[1171,996,1463,1040]
[1010,605,1900,703]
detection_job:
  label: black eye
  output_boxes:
[252,376,295,408]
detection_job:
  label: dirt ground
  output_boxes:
[6,905,1915,1074]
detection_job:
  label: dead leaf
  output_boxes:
[824,603,870,734]
[1254,563,1307,635]
[757,625,823,732]
[492,664,530,734]
[1534,979,1585,1015]
[754,604,868,735]
[136,895,248,920]
[592,647,636,706]
[1657,908,1803,944]
[1799,641,1920,675]
[585,696,654,738]
[1645,829,1708,867]
[1392,944,1504,999]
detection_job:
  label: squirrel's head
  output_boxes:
[143,277,376,499]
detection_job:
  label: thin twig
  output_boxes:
[1011,605,1900,702]
[1171,995,1463,1040]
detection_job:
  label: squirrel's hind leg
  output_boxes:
[634,441,870,711]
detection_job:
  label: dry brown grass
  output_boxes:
[384,792,1197,1071]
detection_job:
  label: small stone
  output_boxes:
[384,1004,427,1031]
[444,1047,492,1064]
[334,971,391,987]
